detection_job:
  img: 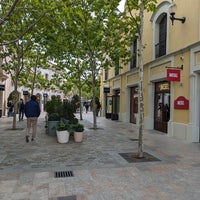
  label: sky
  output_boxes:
[118,0,126,12]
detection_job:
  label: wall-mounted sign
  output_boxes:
[174,96,189,109]
[156,82,170,92]
[23,91,29,95]
[0,84,5,91]
[166,69,180,82]
[104,87,110,93]
[43,93,48,97]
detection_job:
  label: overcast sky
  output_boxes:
[118,0,126,12]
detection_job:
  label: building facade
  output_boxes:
[0,66,65,118]
[101,0,200,142]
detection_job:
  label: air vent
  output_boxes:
[54,171,74,178]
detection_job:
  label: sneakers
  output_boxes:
[26,136,29,143]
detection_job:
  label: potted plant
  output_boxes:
[46,113,60,136]
[73,123,84,143]
[56,120,70,143]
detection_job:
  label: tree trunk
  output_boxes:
[137,0,145,158]
[92,68,97,129]
[79,88,83,120]
[12,81,18,130]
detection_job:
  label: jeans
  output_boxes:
[19,110,24,121]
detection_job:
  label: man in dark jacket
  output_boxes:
[24,95,41,142]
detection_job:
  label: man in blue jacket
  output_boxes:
[24,95,41,142]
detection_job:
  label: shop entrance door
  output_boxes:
[105,95,120,120]
[154,82,170,133]
[111,95,120,120]
[130,87,138,124]
[105,96,112,118]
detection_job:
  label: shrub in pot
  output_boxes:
[56,120,70,143]
[45,95,62,116]
[73,123,84,143]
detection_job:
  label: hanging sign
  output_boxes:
[23,91,29,95]
[104,87,110,93]
[166,69,180,82]
[174,96,189,109]
[43,93,48,97]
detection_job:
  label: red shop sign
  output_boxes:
[174,96,189,109]
[166,69,180,82]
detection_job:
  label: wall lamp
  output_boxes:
[169,3,186,25]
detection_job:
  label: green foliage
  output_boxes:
[71,94,80,111]
[60,99,78,124]
[45,95,62,115]
[48,113,60,121]
[56,120,69,131]
[7,91,18,102]
[72,123,84,132]
[45,95,79,123]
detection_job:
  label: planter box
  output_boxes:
[47,121,59,136]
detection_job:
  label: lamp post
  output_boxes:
[169,3,186,25]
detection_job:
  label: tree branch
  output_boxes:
[0,0,20,26]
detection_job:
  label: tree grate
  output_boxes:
[54,171,74,178]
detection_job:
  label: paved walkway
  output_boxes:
[0,112,200,200]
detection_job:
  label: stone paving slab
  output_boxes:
[0,112,200,200]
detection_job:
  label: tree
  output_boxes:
[0,0,20,26]
[0,0,57,129]
[43,0,130,129]
[19,44,50,95]
[122,0,157,157]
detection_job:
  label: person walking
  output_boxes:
[24,95,41,143]
[18,98,25,121]
[85,101,89,113]
[7,100,14,117]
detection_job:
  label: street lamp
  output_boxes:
[169,3,186,25]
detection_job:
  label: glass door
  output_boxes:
[105,96,112,118]
[154,82,170,133]
[130,87,138,124]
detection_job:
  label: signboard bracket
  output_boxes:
[165,65,183,70]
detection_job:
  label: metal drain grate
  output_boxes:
[129,138,138,141]
[57,196,76,200]
[54,171,74,178]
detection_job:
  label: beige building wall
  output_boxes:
[101,0,200,142]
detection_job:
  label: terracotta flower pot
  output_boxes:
[74,131,84,143]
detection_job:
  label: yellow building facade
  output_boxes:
[101,0,200,142]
